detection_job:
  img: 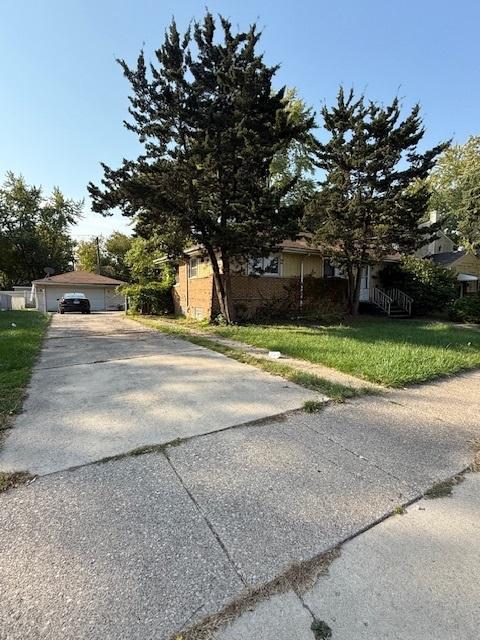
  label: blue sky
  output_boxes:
[1,0,479,238]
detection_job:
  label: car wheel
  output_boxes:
[86,310,91,314]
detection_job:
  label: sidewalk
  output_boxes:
[214,472,480,640]
[0,370,479,639]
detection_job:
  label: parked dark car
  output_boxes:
[58,292,91,314]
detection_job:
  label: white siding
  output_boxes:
[38,286,123,312]
[105,289,125,310]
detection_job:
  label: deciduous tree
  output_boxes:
[269,89,317,206]
[124,237,163,283]
[105,231,132,280]
[0,172,80,287]
[428,136,480,253]
[76,232,133,280]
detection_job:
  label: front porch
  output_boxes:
[359,265,413,318]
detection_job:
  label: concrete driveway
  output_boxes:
[1,318,479,639]
[0,313,318,475]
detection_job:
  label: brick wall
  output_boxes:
[173,268,348,320]
[227,275,299,318]
[226,275,347,320]
[172,264,215,320]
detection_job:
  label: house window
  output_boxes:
[188,258,199,278]
[324,259,335,278]
[248,255,280,276]
[324,259,346,279]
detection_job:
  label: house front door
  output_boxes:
[359,266,371,302]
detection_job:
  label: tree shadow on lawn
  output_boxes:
[269,319,480,352]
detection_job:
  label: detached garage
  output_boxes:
[33,271,126,313]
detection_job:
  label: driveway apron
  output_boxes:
[0,313,318,475]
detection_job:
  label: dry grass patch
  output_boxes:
[172,548,341,640]
[0,471,33,493]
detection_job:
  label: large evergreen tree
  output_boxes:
[305,89,448,314]
[88,12,315,322]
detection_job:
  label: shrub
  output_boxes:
[448,296,480,323]
[380,256,457,315]
[121,282,173,315]
[253,277,348,323]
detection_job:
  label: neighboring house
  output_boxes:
[430,251,480,296]
[416,211,457,258]
[158,238,404,320]
[32,271,126,312]
[416,211,480,296]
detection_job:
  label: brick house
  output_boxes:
[156,237,402,321]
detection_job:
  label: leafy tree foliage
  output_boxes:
[305,89,448,314]
[124,237,165,283]
[105,231,132,280]
[76,238,101,273]
[380,256,457,315]
[269,89,317,206]
[121,282,173,315]
[76,232,132,280]
[0,172,81,287]
[429,136,480,254]
[88,12,315,322]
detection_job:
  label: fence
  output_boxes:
[0,293,12,310]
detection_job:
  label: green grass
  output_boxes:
[0,471,33,493]
[0,311,49,431]
[210,318,480,387]
[424,475,464,499]
[303,400,326,413]
[131,315,363,401]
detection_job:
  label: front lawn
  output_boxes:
[213,319,480,387]
[0,311,48,431]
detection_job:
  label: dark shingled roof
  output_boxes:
[32,270,126,286]
[430,250,465,266]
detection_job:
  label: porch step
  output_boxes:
[389,304,410,318]
[370,287,413,317]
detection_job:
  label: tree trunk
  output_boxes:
[206,247,233,324]
[221,254,235,324]
[346,264,362,316]
[351,268,362,316]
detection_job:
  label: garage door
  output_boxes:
[45,287,107,312]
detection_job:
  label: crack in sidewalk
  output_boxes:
[163,449,249,591]
[302,421,421,494]
[35,347,205,370]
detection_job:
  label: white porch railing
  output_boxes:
[386,288,413,316]
[372,287,392,315]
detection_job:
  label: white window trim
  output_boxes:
[188,258,200,278]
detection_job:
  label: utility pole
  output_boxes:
[95,237,101,275]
